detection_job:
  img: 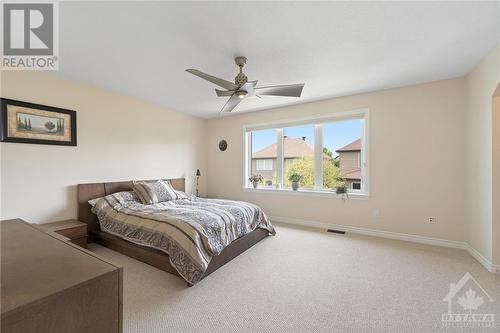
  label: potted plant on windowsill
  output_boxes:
[335,177,349,200]
[335,185,347,195]
[249,174,264,189]
[288,173,304,191]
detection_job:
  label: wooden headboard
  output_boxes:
[77,178,185,235]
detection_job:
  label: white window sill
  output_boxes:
[242,187,369,200]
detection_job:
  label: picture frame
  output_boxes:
[0,98,77,146]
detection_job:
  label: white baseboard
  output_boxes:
[462,243,496,273]
[270,215,498,274]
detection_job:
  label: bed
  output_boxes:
[77,178,274,285]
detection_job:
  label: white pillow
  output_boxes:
[88,197,101,207]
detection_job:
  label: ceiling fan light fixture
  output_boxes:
[235,73,248,86]
[235,90,247,98]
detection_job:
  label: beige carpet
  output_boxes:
[90,223,500,333]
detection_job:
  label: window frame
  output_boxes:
[243,108,369,197]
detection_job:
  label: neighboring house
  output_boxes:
[252,136,332,185]
[336,139,362,190]
[252,137,362,188]
[252,137,315,184]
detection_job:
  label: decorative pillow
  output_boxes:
[162,181,190,200]
[173,189,189,200]
[88,191,139,207]
[132,180,181,204]
[114,191,140,205]
[88,197,102,207]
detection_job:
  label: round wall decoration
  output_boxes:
[218,140,228,151]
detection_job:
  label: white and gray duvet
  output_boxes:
[92,191,275,284]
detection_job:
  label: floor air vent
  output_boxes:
[327,229,346,235]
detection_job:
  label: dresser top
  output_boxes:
[1,219,120,316]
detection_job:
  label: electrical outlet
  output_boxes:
[428,217,437,224]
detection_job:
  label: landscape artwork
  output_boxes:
[1,98,77,146]
[17,112,65,136]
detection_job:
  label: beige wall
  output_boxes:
[464,44,500,265]
[0,71,206,223]
[207,78,467,241]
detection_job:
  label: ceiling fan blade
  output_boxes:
[255,83,304,97]
[221,94,243,113]
[186,69,238,90]
[215,88,235,97]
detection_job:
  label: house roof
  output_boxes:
[253,137,323,159]
[336,139,361,152]
[344,168,361,180]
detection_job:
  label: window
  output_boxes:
[323,119,363,191]
[244,109,368,195]
[256,159,273,171]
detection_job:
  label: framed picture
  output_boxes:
[0,98,77,146]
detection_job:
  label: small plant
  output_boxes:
[336,186,347,194]
[249,174,263,183]
[335,176,346,187]
[288,173,304,183]
[249,174,263,188]
[335,177,349,200]
[288,173,303,191]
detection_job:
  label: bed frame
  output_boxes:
[77,178,269,285]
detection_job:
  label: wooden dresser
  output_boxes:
[1,219,122,333]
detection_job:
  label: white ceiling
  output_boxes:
[59,1,500,118]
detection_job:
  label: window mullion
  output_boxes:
[314,124,323,190]
[276,128,283,188]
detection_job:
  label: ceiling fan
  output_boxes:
[186,56,304,113]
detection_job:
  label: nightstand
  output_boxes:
[39,220,88,248]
